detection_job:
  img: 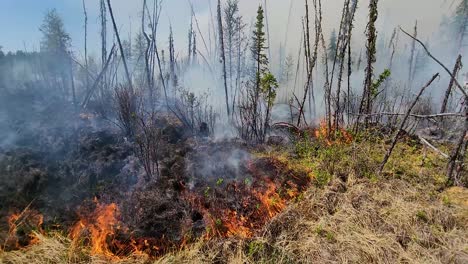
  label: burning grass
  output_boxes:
[1,124,467,263]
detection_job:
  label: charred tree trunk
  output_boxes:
[217,0,230,117]
[441,55,462,114]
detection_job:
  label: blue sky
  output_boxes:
[0,0,452,60]
[0,0,211,56]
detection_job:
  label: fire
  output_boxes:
[4,209,43,250]
[184,174,294,241]
[314,119,353,145]
[254,180,286,218]
[70,198,162,258]
[70,200,120,257]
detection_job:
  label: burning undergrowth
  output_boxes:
[0,115,312,259]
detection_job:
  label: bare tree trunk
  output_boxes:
[82,0,89,91]
[106,0,133,90]
[217,0,230,117]
[297,0,320,127]
[408,20,417,85]
[447,94,467,186]
[357,0,378,130]
[82,45,116,108]
[263,0,272,63]
[379,73,439,174]
[441,55,462,113]
[100,0,107,97]
[68,52,76,108]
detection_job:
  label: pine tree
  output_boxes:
[39,9,72,98]
[251,5,277,142]
[453,0,468,51]
[328,29,338,61]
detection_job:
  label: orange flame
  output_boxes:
[254,180,286,218]
[70,201,120,257]
[314,119,353,145]
[5,210,43,249]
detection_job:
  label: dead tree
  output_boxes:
[217,0,230,117]
[100,0,108,96]
[447,89,467,186]
[297,0,321,127]
[441,55,463,113]
[408,20,417,85]
[329,0,350,129]
[82,45,116,108]
[379,73,439,174]
[106,0,133,90]
[357,0,378,130]
[82,0,89,91]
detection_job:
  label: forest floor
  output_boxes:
[1,124,467,264]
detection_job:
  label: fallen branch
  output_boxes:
[417,135,449,159]
[271,122,300,133]
[379,73,439,174]
[350,112,464,119]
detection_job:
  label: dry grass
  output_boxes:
[1,138,467,264]
[2,178,466,264]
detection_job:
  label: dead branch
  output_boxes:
[379,73,440,174]
[418,135,449,159]
[351,112,464,119]
[400,27,467,97]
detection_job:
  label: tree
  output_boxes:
[327,29,338,61]
[224,0,247,112]
[223,1,244,95]
[452,0,468,51]
[40,9,71,54]
[217,0,230,116]
[39,9,72,99]
[240,5,277,143]
[280,54,294,84]
[133,33,148,88]
[252,5,268,109]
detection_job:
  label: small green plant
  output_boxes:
[295,132,316,159]
[315,170,331,187]
[216,178,224,185]
[371,69,391,97]
[326,231,335,241]
[215,218,222,226]
[244,178,252,186]
[416,210,429,222]
[248,241,265,256]
[204,187,211,198]
[442,196,451,206]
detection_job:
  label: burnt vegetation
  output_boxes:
[0,0,467,263]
